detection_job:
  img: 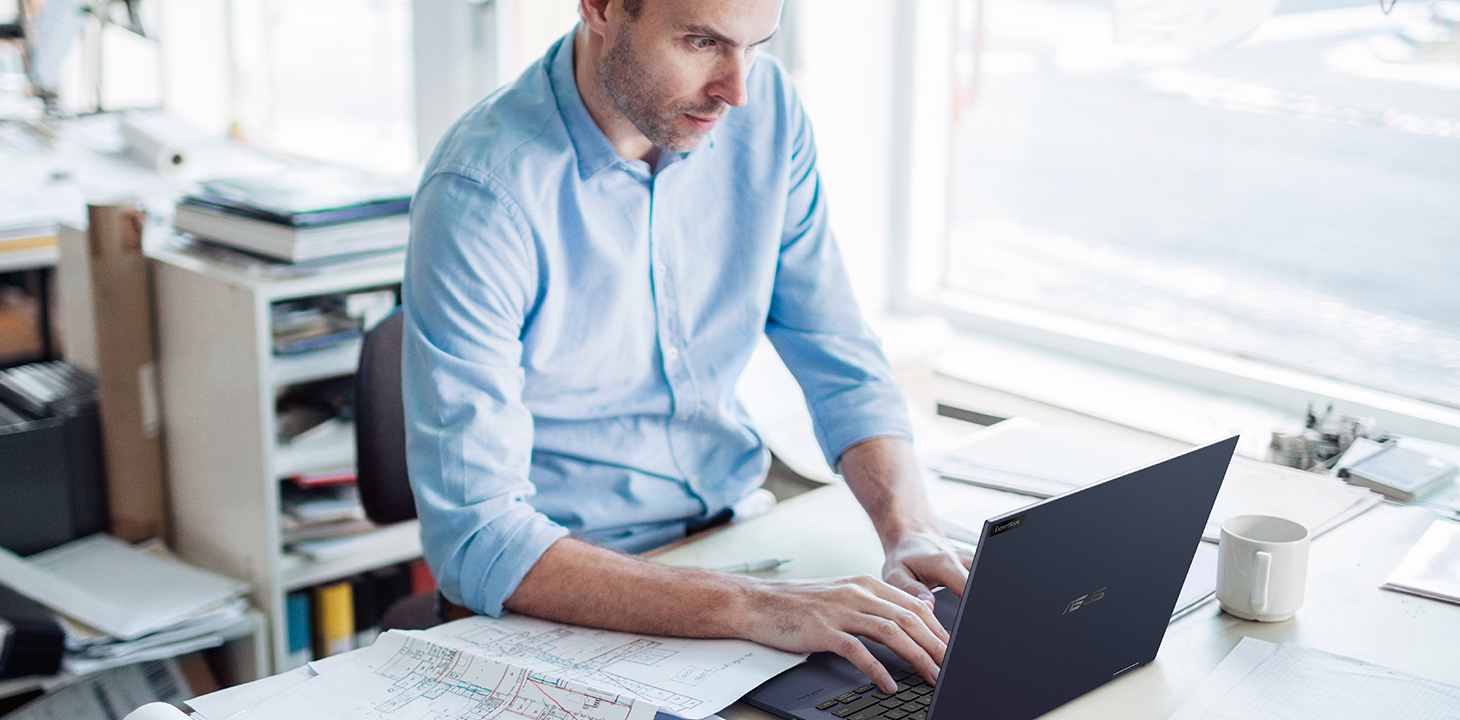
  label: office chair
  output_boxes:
[354,310,441,630]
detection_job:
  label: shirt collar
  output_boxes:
[549,27,716,181]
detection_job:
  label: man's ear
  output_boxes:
[580,0,612,33]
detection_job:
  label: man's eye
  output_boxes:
[690,37,715,50]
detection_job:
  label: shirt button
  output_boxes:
[665,347,679,361]
[655,262,667,274]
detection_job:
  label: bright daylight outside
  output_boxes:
[943,0,1460,410]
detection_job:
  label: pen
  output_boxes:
[709,558,793,574]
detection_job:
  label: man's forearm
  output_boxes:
[837,437,942,549]
[503,537,752,638]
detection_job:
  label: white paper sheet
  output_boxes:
[230,631,661,720]
[1382,520,1460,605]
[184,667,315,720]
[932,418,1168,497]
[0,535,247,640]
[415,613,808,719]
[1204,457,1382,542]
[1170,637,1460,720]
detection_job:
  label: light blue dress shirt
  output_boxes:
[402,30,911,616]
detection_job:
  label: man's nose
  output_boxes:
[710,51,753,108]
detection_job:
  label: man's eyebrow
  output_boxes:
[681,23,780,48]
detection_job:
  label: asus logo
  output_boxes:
[990,514,1027,537]
[1062,587,1107,615]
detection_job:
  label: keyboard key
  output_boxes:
[899,702,922,713]
[854,684,877,694]
[909,712,928,720]
[869,691,893,700]
[896,682,912,692]
[848,708,889,720]
[912,686,934,696]
[831,697,882,717]
[816,700,841,710]
[879,698,903,709]
[835,692,861,703]
[895,691,918,702]
[914,696,932,707]
[892,670,915,681]
[884,712,908,720]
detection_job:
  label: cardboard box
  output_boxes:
[55,204,169,543]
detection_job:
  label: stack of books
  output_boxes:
[172,165,414,263]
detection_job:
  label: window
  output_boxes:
[230,0,416,174]
[898,0,1460,418]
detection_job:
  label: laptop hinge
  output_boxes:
[1112,661,1142,677]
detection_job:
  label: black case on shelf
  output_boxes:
[0,583,64,679]
[0,362,108,557]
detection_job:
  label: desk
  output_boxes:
[648,479,1460,719]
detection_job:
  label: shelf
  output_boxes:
[280,521,422,591]
[274,422,355,479]
[270,340,362,387]
[0,245,59,273]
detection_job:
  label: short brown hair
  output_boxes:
[622,0,643,18]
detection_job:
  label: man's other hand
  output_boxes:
[740,575,949,694]
[881,531,976,608]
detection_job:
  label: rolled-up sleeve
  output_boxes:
[765,95,913,467]
[402,169,569,617]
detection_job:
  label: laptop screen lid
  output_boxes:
[925,434,1238,720]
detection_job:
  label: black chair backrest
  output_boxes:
[355,311,416,524]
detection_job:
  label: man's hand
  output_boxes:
[881,531,977,607]
[740,575,949,693]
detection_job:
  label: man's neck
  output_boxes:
[573,26,658,165]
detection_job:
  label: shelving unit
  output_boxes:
[151,246,417,673]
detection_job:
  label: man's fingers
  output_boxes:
[851,609,943,686]
[833,633,897,694]
[924,557,970,598]
[883,566,936,607]
[866,574,949,645]
[903,553,971,599]
[958,545,976,569]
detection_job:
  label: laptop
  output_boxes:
[744,434,1239,720]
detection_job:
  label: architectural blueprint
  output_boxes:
[232,631,660,720]
[415,613,807,719]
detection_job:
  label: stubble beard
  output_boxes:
[600,31,726,153]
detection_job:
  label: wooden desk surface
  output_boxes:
[650,478,1460,720]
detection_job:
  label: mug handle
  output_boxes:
[1252,551,1272,613]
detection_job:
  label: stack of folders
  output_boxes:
[172,165,414,263]
[0,534,250,676]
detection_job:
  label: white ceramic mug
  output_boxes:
[1216,515,1310,622]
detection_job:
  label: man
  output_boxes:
[402,0,972,694]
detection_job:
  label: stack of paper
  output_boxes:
[931,418,1170,497]
[0,534,250,675]
[1170,637,1460,719]
[932,421,1382,543]
[1382,520,1460,605]
[1203,456,1381,542]
[187,612,808,720]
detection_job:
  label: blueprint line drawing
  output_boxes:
[415,613,807,719]
[232,631,659,720]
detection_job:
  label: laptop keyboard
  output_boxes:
[812,670,934,720]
